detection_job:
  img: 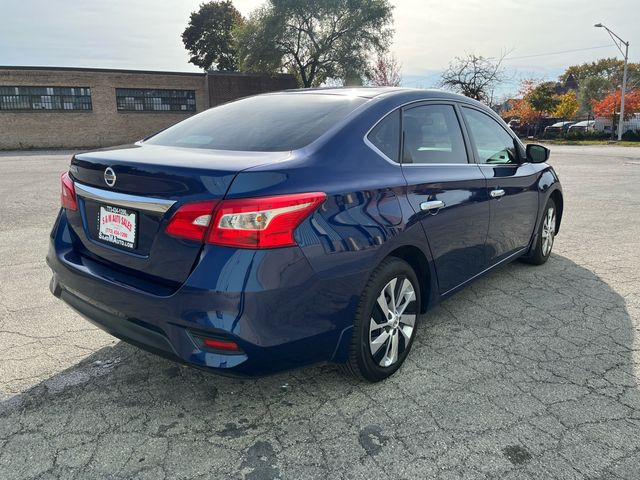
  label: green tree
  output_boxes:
[578,76,613,116]
[526,82,559,116]
[560,57,640,90]
[236,0,394,87]
[182,1,244,71]
[554,91,579,119]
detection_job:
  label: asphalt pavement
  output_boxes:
[0,145,639,479]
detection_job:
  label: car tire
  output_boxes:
[343,257,421,382]
[522,197,557,266]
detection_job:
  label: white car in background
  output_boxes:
[568,120,596,133]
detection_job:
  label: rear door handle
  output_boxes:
[490,189,505,199]
[420,200,445,212]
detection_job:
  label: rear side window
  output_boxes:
[402,104,468,164]
[367,110,400,162]
[146,94,367,151]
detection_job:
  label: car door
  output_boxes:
[459,106,540,264]
[400,103,490,294]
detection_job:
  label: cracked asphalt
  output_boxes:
[1,145,639,479]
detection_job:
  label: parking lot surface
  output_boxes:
[1,145,639,479]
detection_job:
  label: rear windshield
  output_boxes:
[146,93,367,151]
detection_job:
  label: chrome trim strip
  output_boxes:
[403,163,480,168]
[74,182,176,214]
[363,135,399,164]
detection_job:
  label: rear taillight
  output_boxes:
[60,172,77,211]
[207,192,326,248]
[165,192,326,249]
[165,200,218,242]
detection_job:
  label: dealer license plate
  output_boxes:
[98,205,137,250]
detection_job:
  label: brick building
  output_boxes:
[0,66,297,150]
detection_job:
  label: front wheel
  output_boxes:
[522,198,557,265]
[344,257,421,382]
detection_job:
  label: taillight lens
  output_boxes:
[60,172,77,211]
[207,192,326,249]
[166,200,218,242]
[164,192,326,248]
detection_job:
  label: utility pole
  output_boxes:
[594,23,629,141]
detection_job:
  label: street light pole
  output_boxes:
[620,43,629,141]
[594,23,630,141]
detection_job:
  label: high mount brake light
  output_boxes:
[60,172,77,211]
[165,192,326,248]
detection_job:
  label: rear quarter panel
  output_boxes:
[224,99,437,353]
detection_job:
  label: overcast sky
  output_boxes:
[1,0,638,97]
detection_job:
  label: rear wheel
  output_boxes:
[523,198,556,265]
[344,257,421,382]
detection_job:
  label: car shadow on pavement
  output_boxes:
[1,255,638,479]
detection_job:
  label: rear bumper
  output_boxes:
[47,211,360,376]
[51,277,191,368]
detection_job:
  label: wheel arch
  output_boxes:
[549,188,564,234]
[386,245,432,314]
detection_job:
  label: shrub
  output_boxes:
[564,130,611,141]
[621,130,640,141]
[542,131,559,139]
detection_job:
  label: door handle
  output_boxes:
[490,189,505,199]
[420,200,446,213]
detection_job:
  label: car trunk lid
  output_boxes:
[67,144,290,286]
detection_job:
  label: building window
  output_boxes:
[115,88,196,112]
[0,86,92,111]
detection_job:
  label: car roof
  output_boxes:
[279,87,413,98]
[259,87,503,128]
[572,120,594,126]
[272,86,473,101]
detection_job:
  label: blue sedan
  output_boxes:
[47,88,563,382]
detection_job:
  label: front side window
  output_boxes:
[116,88,196,112]
[461,107,518,164]
[402,104,468,164]
[367,110,400,162]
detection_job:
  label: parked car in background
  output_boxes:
[568,120,595,133]
[544,121,575,136]
[48,88,563,382]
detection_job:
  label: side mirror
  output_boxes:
[526,144,550,163]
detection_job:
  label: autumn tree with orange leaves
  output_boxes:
[501,79,544,132]
[592,90,640,120]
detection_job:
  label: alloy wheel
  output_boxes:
[369,276,417,367]
[541,206,556,256]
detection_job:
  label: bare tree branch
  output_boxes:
[440,52,508,103]
[369,53,402,87]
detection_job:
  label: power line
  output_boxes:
[504,45,613,61]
